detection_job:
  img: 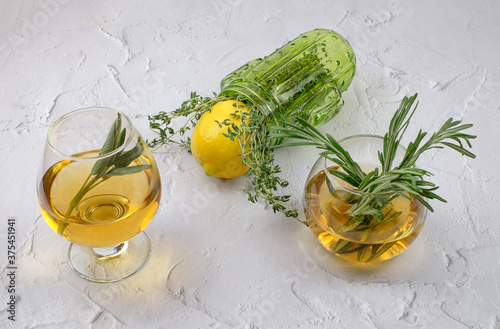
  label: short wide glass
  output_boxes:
[303,135,427,263]
[37,107,162,282]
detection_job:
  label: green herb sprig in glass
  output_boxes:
[271,93,476,224]
[60,114,151,235]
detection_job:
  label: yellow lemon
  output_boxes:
[190,100,250,179]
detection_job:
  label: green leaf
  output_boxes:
[102,164,152,177]
[112,138,145,168]
[91,114,122,175]
[414,195,435,212]
[102,113,122,154]
[331,239,358,254]
[440,142,476,159]
[118,128,127,147]
[367,241,397,262]
[91,157,111,177]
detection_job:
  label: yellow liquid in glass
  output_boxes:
[304,169,425,263]
[38,154,161,248]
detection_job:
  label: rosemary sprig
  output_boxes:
[60,113,151,234]
[271,93,476,220]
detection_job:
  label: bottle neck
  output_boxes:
[219,80,278,118]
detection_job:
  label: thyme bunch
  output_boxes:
[148,93,302,223]
[221,99,300,221]
[148,92,225,150]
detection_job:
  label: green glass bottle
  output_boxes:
[219,29,356,127]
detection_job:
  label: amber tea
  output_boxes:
[304,167,426,263]
[39,152,161,248]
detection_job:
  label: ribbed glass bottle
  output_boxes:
[219,29,356,127]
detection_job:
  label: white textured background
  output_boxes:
[1,0,499,328]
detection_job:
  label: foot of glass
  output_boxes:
[67,231,151,282]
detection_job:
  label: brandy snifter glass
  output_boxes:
[37,107,161,282]
[303,135,427,263]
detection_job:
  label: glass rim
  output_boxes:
[47,107,134,161]
[322,134,401,197]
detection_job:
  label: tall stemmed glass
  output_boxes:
[37,107,162,282]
